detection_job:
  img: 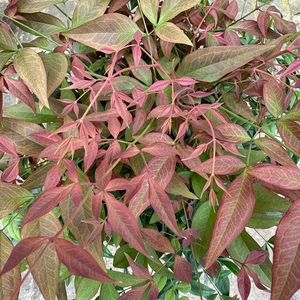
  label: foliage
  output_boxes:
[0,0,300,299]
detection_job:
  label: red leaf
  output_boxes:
[147,80,170,92]
[84,109,119,122]
[53,238,116,283]
[118,285,148,300]
[104,193,149,257]
[206,261,220,277]
[44,164,62,190]
[140,228,174,253]
[257,12,270,37]
[148,283,159,300]
[4,78,36,113]
[22,185,72,226]
[0,237,48,277]
[271,199,300,300]
[84,140,98,172]
[247,268,269,291]
[174,255,192,284]
[105,178,130,192]
[204,173,255,269]
[148,177,181,236]
[238,266,251,300]
[247,165,300,190]
[0,136,18,157]
[192,155,245,175]
[1,161,19,183]
[125,254,152,280]
[139,132,173,145]
[244,250,268,265]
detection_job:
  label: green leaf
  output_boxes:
[0,52,14,71]
[237,149,267,165]
[177,44,276,82]
[0,27,17,51]
[19,12,66,35]
[281,101,300,121]
[112,76,146,94]
[253,184,291,213]
[4,103,57,123]
[22,212,62,300]
[72,0,110,27]
[76,278,101,300]
[63,13,140,51]
[0,231,21,300]
[39,52,68,97]
[164,289,176,300]
[22,37,52,51]
[159,0,199,24]
[140,0,159,25]
[14,48,49,108]
[227,230,272,287]
[0,118,45,155]
[113,244,138,268]
[153,274,168,292]
[192,201,216,260]
[107,270,147,288]
[98,283,118,300]
[191,173,208,201]
[0,182,33,219]
[247,212,282,229]
[17,0,64,13]
[155,22,192,46]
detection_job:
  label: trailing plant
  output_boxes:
[0,0,300,299]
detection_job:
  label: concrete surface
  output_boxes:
[1,0,300,299]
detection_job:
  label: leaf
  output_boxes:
[247,165,300,190]
[140,228,174,253]
[192,155,246,175]
[22,212,62,300]
[53,238,116,283]
[0,52,14,71]
[0,237,48,277]
[271,199,300,300]
[19,12,66,35]
[223,93,256,122]
[0,118,45,155]
[254,137,295,167]
[253,184,291,213]
[0,182,33,219]
[22,185,72,226]
[262,75,284,118]
[244,250,268,265]
[17,0,64,13]
[247,213,282,229]
[165,173,197,199]
[227,230,272,287]
[4,103,57,123]
[63,13,140,51]
[118,285,148,300]
[155,22,192,46]
[22,37,52,51]
[105,193,149,257]
[174,255,192,284]
[76,278,101,300]
[216,123,251,144]
[0,232,21,300]
[282,101,300,121]
[192,201,217,261]
[159,0,199,24]
[0,27,17,51]
[98,284,118,300]
[39,52,68,97]
[148,177,181,236]
[277,120,300,155]
[177,44,276,82]
[125,254,152,280]
[14,48,49,108]
[237,267,251,300]
[140,0,159,25]
[204,173,255,269]
[72,0,110,27]
[107,270,147,288]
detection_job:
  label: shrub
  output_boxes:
[0,0,300,299]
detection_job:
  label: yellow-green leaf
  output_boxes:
[0,232,21,300]
[0,52,14,71]
[0,182,33,219]
[155,22,192,46]
[177,44,276,82]
[140,0,159,25]
[17,0,64,13]
[159,0,199,24]
[63,13,140,51]
[14,48,49,108]
[22,212,62,300]
[0,27,17,51]
[39,52,68,97]
[19,12,66,35]
[72,0,110,27]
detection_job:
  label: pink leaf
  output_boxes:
[216,123,251,144]
[174,255,192,284]
[44,164,62,190]
[271,199,300,300]
[53,238,116,283]
[247,165,300,190]
[0,136,18,157]
[147,80,170,92]
[142,142,180,157]
[1,161,19,183]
